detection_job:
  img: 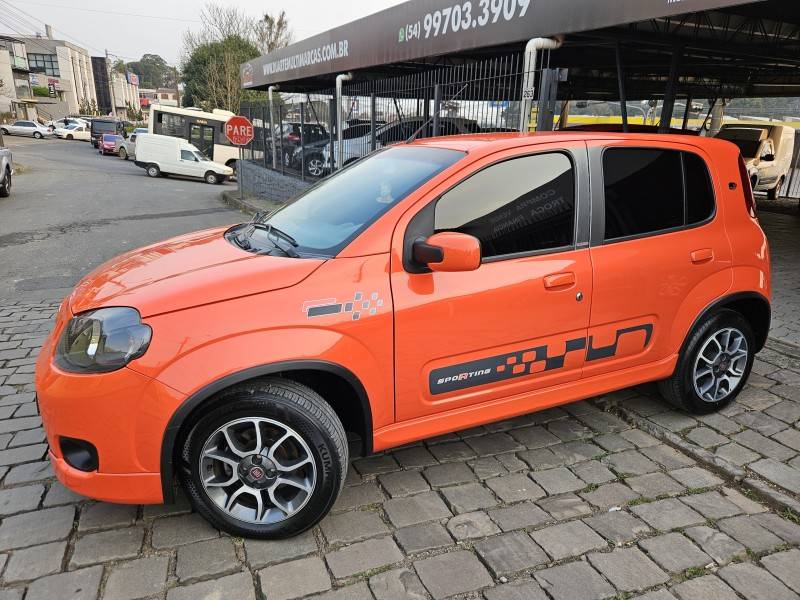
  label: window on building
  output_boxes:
[434,152,576,259]
[27,53,60,76]
[602,148,716,241]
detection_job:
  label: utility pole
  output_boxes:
[106,49,117,117]
[173,66,180,106]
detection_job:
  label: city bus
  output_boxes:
[148,104,239,170]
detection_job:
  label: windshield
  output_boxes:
[93,121,118,133]
[193,151,208,161]
[256,146,464,256]
[65,124,78,130]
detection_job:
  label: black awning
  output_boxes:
[241,0,761,89]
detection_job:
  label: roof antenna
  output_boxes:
[405,82,469,144]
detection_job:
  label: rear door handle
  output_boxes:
[544,272,576,289]
[691,248,714,264]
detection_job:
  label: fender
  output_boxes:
[678,290,771,354]
[159,359,373,503]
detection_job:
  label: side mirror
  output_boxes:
[412,231,481,272]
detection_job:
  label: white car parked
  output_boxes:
[0,120,53,139]
[54,123,91,141]
[134,134,233,184]
[47,117,90,131]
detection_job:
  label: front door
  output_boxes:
[584,142,732,379]
[392,145,593,421]
[190,124,215,159]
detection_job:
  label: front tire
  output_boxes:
[66,134,74,140]
[204,171,219,184]
[0,128,8,135]
[33,131,43,139]
[305,155,325,177]
[181,378,348,539]
[146,164,160,178]
[658,309,755,414]
[119,147,128,160]
[0,168,10,198]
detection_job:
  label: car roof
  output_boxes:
[407,131,731,153]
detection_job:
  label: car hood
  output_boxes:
[67,226,325,317]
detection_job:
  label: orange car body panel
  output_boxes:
[35,132,770,504]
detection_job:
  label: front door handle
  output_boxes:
[544,272,576,289]
[691,248,714,264]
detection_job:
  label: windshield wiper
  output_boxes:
[247,222,300,258]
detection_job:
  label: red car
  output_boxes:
[99,134,123,155]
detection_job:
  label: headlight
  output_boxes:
[56,307,151,373]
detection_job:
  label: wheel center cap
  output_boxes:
[239,455,278,488]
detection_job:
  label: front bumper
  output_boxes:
[35,307,186,504]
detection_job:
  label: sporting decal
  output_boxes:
[303,291,384,321]
[430,336,587,395]
[429,324,653,395]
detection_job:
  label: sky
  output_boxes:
[0,0,406,65]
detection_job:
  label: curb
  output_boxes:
[219,190,265,216]
[604,397,800,516]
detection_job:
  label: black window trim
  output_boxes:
[594,145,718,246]
[403,147,586,272]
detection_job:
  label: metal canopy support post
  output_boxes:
[658,46,683,133]
[335,72,353,171]
[682,95,692,131]
[370,94,377,151]
[328,98,336,173]
[268,85,278,169]
[615,42,629,133]
[519,37,563,132]
[299,102,306,182]
[536,68,559,132]
[432,84,442,137]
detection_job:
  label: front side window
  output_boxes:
[603,148,715,241]
[261,146,464,256]
[180,150,195,161]
[434,152,576,259]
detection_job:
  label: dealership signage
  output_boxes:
[242,0,761,87]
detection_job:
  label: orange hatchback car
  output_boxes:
[36,132,770,539]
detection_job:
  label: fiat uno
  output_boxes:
[36,132,771,539]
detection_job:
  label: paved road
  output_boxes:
[0,135,242,301]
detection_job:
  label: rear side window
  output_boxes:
[602,148,715,241]
[435,152,575,258]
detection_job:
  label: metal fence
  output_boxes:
[239,53,529,194]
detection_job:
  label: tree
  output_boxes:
[127,54,173,89]
[182,35,260,112]
[180,3,293,112]
[112,58,126,74]
[253,11,291,54]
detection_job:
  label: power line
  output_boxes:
[16,1,202,24]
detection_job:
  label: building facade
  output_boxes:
[91,57,140,120]
[19,32,96,119]
[0,35,38,120]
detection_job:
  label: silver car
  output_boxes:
[0,130,12,198]
[0,120,52,139]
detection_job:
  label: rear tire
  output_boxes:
[33,131,42,139]
[0,128,8,135]
[180,378,348,539]
[66,134,74,140]
[0,168,10,198]
[767,177,784,200]
[204,171,219,185]
[146,164,160,178]
[658,309,755,414]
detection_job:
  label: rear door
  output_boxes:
[585,141,732,378]
[392,142,593,421]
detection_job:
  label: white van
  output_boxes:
[716,124,796,199]
[134,134,233,184]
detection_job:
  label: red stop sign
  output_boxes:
[225,115,254,146]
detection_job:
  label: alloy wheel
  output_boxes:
[199,417,317,525]
[693,327,749,403]
[307,158,324,177]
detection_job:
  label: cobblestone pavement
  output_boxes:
[0,324,799,598]
[0,212,799,599]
